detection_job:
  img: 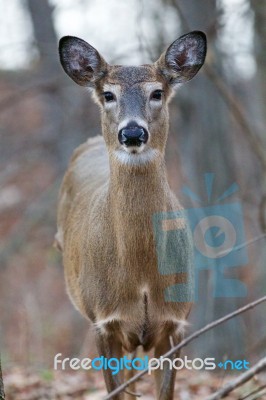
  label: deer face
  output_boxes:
[95,64,170,162]
[59,32,207,164]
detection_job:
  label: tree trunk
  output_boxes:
[25,0,98,169]
[250,1,266,116]
[248,0,266,351]
[166,0,246,359]
[26,0,59,73]
[25,0,65,166]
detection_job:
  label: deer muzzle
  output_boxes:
[118,126,148,147]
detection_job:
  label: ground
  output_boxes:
[3,368,266,399]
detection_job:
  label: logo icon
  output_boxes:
[153,174,248,302]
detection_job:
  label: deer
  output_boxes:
[56,31,207,399]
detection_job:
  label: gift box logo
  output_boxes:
[153,174,248,303]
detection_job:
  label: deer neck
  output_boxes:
[106,152,171,268]
[108,152,170,215]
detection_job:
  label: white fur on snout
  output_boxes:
[124,144,145,154]
[114,148,160,166]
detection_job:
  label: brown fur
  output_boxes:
[57,31,207,399]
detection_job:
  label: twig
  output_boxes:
[259,194,266,232]
[252,388,266,399]
[0,356,5,400]
[168,0,266,170]
[104,295,266,399]
[240,384,266,400]
[206,356,266,400]
[204,65,266,170]
[124,389,142,398]
[167,0,266,232]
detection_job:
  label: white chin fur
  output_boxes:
[114,147,160,165]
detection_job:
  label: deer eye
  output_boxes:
[150,90,163,101]
[103,92,115,102]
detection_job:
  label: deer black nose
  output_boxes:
[118,126,148,147]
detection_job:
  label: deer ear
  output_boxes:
[156,31,207,86]
[59,36,108,87]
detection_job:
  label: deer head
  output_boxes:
[59,32,206,165]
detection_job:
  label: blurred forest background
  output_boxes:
[0,0,266,396]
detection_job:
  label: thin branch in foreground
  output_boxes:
[104,295,266,400]
[206,356,266,400]
[0,356,5,400]
[240,384,266,400]
[259,194,266,233]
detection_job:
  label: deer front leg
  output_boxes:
[154,333,182,400]
[123,351,138,400]
[95,330,124,400]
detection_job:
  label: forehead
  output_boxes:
[106,65,161,86]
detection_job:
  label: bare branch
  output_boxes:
[206,356,266,400]
[166,0,266,233]
[240,384,266,400]
[104,296,266,400]
[204,65,266,170]
[0,356,5,400]
[259,194,266,232]
[168,1,266,170]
